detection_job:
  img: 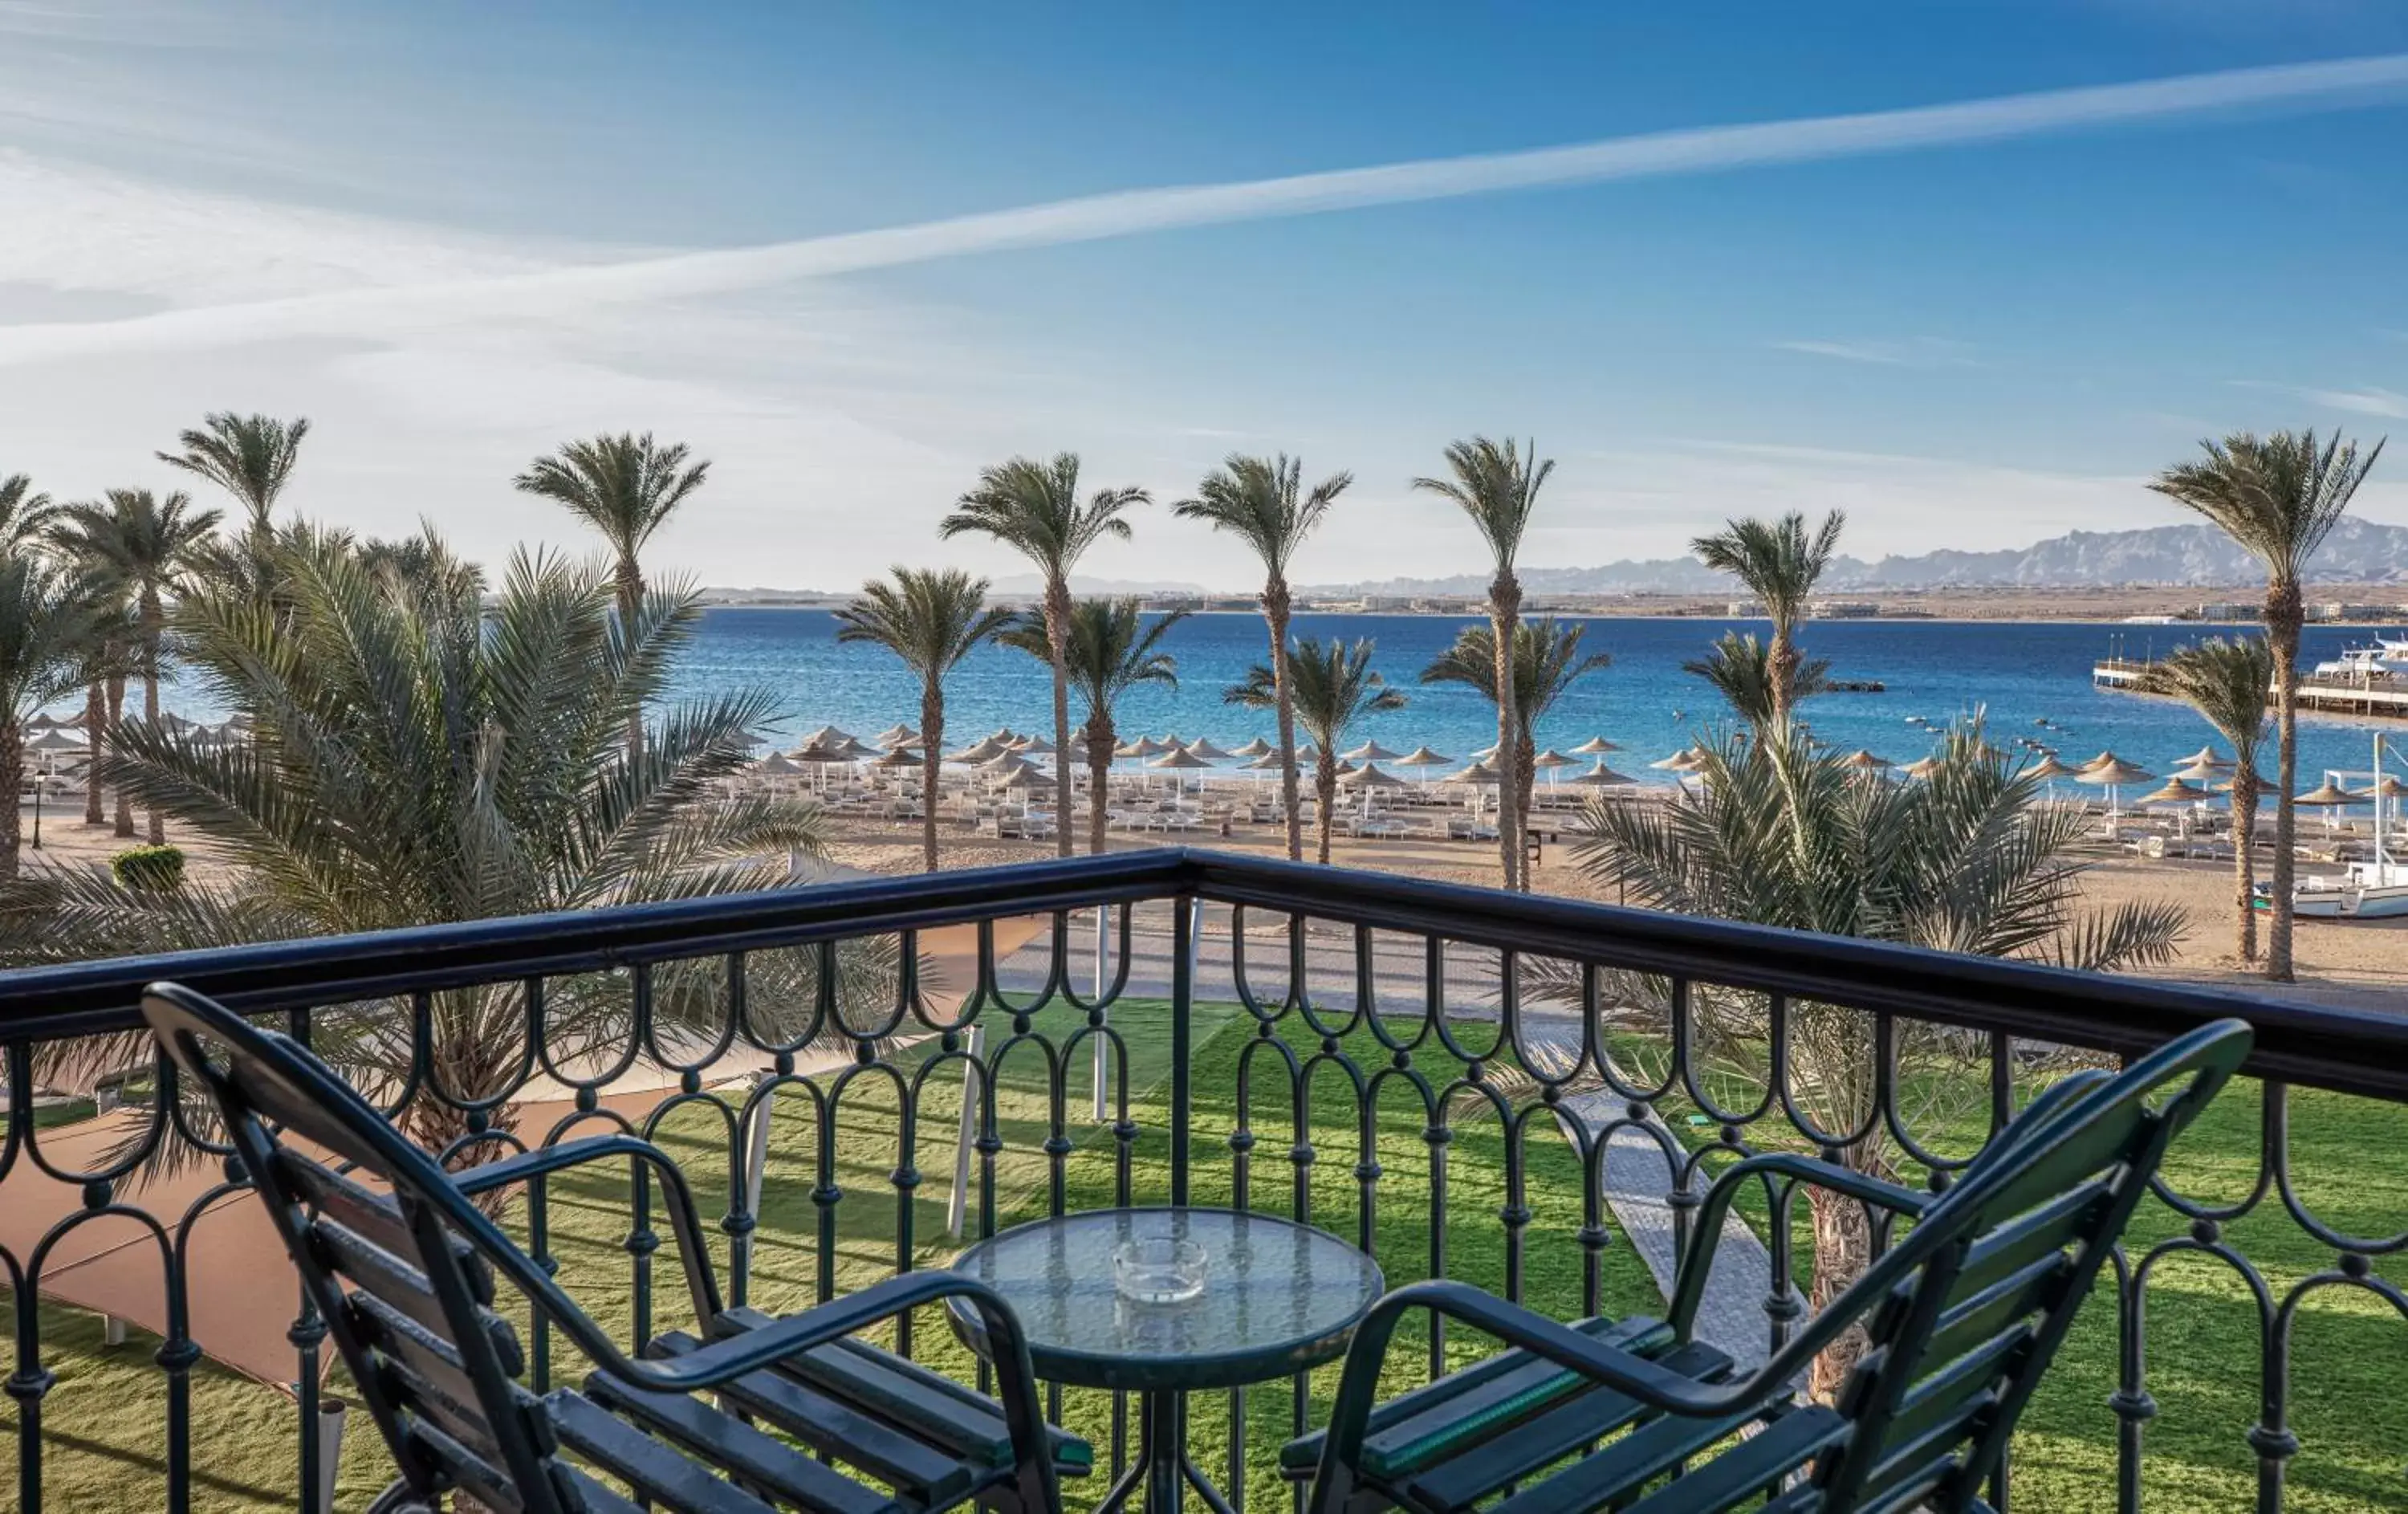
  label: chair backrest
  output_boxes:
[143,982,584,1514]
[1810,1017,2253,1514]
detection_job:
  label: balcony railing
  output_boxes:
[2,849,2403,1513]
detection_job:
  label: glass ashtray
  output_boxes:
[1112,1235,1208,1304]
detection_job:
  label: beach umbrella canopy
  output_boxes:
[836,737,877,758]
[2137,779,2207,805]
[871,747,925,768]
[757,753,803,775]
[1157,732,1185,749]
[1292,742,1319,764]
[1183,738,1234,761]
[1342,740,1401,763]
[1568,735,1621,755]
[1841,750,1893,771]
[997,764,1050,792]
[1011,735,1055,755]
[1240,752,1285,770]
[1227,737,1273,758]
[1446,760,1501,784]
[26,728,87,752]
[1531,749,1579,770]
[1340,762,1406,788]
[1649,748,1704,771]
[1570,762,1639,787]
[26,711,55,731]
[1117,736,1166,759]
[791,743,853,764]
[2024,755,2077,780]
[877,723,919,746]
[978,746,1034,770]
[2296,780,2367,806]
[2360,775,2408,800]
[988,726,1019,744]
[2077,751,2123,772]
[1149,748,1210,770]
[2172,746,2234,771]
[1394,745,1452,768]
[795,724,854,751]
[947,737,1009,763]
[2077,759,2154,788]
[2169,759,2226,784]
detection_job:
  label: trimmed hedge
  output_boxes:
[110,844,186,892]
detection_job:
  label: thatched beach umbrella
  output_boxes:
[2295,779,2366,807]
[1649,748,1704,772]
[1012,735,1055,756]
[2361,776,2408,800]
[1531,749,1578,788]
[757,752,803,776]
[26,728,87,754]
[2137,779,2207,806]
[1227,737,1273,758]
[1569,735,1621,755]
[1570,761,1638,788]
[2170,759,2226,785]
[948,736,1009,764]
[2077,758,2154,820]
[1117,736,1166,759]
[2025,755,2077,781]
[2172,745,2234,771]
[1841,750,1893,771]
[1446,760,1500,785]
[871,747,925,769]
[877,722,919,747]
[1339,762,1405,789]
[1184,738,1234,761]
[2077,751,2122,772]
[796,724,854,751]
[1149,745,1210,797]
[1342,739,1401,763]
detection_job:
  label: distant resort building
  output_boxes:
[1807,600,1882,619]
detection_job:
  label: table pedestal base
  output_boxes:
[1091,1389,1239,1514]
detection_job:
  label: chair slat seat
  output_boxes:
[547,1389,785,1514]
[581,1373,905,1514]
[1605,1405,1849,1514]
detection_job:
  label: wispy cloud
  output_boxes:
[2231,378,2408,420]
[3,52,2406,365]
[1771,337,1979,368]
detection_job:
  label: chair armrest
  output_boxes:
[1667,1151,1930,1341]
[455,1133,727,1337]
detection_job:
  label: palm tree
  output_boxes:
[0,473,57,555]
[2136,637,2275,966]
[156,413,308,547]
[1690,510,1846,728]
[515,433,712,759]
[1683,630,1832,729]
[1002,597,1186,856]
[0,557,102,878]
[1414,438,1553,889]
[1174,454,1349,861]
[51,490,221,845]
[1226,637,1405,865]
[835,568,1011,870]
[15,531,839,1160]
[1565,723,2183,1398]
[1420,618,1609,885]
[2150,429,2382,982]
[942,454,1149,857]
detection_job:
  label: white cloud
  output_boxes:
[1771,338,1979,368]
[2,51,2406,364]
[2300,386,2408,419]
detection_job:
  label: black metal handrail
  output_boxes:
[2,848,2402,1514]
[1,849,2396,1099]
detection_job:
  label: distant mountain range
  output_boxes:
[1309,519,2408,596]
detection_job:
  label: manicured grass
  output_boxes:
[6,1002,2405,1512]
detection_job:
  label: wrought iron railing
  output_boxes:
[2,849,2402,1513]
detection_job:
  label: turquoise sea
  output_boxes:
[676,611,2405,792]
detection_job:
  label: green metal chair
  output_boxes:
[1286,1017,2253,1514]
[143,981,1090,1514]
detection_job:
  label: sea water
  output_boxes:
[680,611,2404,792]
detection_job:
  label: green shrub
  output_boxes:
[110,844,185,892]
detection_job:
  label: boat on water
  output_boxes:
[2311,635,2408,681]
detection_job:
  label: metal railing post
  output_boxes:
[1169,895,1194,1206]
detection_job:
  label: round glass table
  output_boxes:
[947,1207,1385,1514]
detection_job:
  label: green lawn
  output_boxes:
[6,1001,2405,1512]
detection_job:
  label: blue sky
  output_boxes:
[1,0,2403,589]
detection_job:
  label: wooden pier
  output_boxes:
[2094,657,2408,719]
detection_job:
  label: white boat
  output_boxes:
[2282,861,2408,919]
[2268,733,2408,919]
[2312,636,2408,680]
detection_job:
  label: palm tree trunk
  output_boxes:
[2233,767,2259,963]
[617,560,646,763]
[0,720,21,881]
[1088,715,1115,857]
[108,672,132,838]
[1263,582,1303,863]
[83,680,105,825]
[920,690,943,873]
[1515,728,1537,893]
[1044,580,1076,858]
[2268,588,2300,983]
[141,591,164,847]
[1490,574,1523,890]
[1316,759,1337,865]
[1804,1162,1880,1402]
[1769,625,1799,728]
